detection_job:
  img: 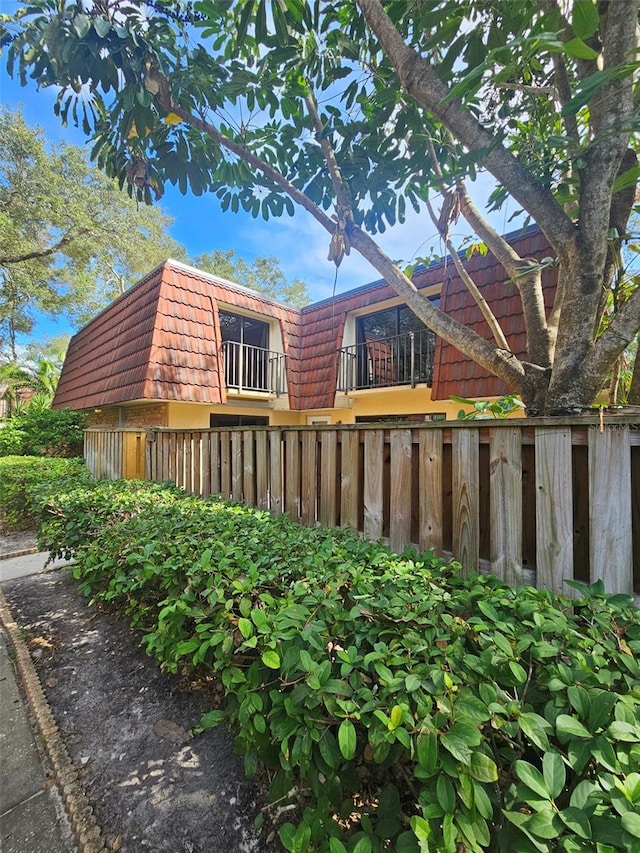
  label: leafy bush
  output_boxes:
[38,482,640,852]
[0,407,87,457]
[0,455,91,532]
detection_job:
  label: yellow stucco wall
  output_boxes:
[163,388,502,428]
[329,386,465,423]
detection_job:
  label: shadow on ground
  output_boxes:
[2,569,284,853]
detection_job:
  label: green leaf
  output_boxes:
[572,0,600,39]
[410,815,431,842]
[568,685,590,719]
[329,838,348,853]
[417,731,438,773]
[556,714,592,741]
[543,751,566,799]
[338,719,357,760]
[436,774,456,814]
[405,673,422,692]
[389,704,404,730]
[237,617,253,638]
[608,721,640,742]
[515,760,551,799]
[468,751,498,783]
[441,733,471,764]
[620,813,640,837]
[563,37,600,60]
[72,14,91,37]
[589,691,618,731]
[519,712,551,750]
[262,649,281,669]
[93,16,112,38]
[396,831,420,853]
[319,729,341,769]
[443,813,457,852]
[560,807,592,839]
[526,809,562,840]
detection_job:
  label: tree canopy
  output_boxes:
[195,249,310,307]
[0,106,186,356]
[3,0,639,413]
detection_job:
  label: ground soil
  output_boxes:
[2,562,284,853]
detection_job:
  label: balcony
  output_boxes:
[337,330,434,392]
[222,340,286,396]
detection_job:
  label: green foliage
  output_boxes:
[194,249,310,307]
[34,479,640,852]
[0,107,185,357]
[452,394,526,420]
[0,407,87,458]
[0,455,90,531]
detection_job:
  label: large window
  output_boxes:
[351,302,438,389]
[219,311,271,392]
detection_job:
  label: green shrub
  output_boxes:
[0,407,87,457]
[0,456,91,532]
[37,480,640,853]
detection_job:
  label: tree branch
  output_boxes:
[356,0,576,252]
[424,195,512,352]
[0,232,84,266]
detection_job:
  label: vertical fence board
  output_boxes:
[193,432,202,495]
[185,433,194,493]
[269,430,283,515]
[210,432,221,495]
[285,430,301,522]
[535,427,574,595]
[220,432,231,498]
[390,429,413,552]
[452,428,479,574]
[231,431,243,501]
[320,430,338,527]
[419,429,443,553]
[364,430,384,541]
[255,431,269,509]
[340,431,359,529]
[243,431,255,507]
[489,427,522,585]
[201,432,211,497]
[589,426,633,594]
[301,431,317,526]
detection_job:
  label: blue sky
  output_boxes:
[2,44,519,344]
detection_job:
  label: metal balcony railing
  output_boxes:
[222,340,286,395]
[337,330,434,392]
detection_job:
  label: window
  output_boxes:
[353,302,438,389]
[219,311,272,392]
[209,414,269,427]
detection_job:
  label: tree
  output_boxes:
[0,107,186,357]
[3,1,639,414]
[194,249,310,307]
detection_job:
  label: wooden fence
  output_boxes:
[84,418,640,598]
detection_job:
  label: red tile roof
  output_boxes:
[53,229,556,412]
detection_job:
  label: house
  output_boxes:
[52,227,556,428]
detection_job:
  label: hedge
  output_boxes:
[30,478,640,853]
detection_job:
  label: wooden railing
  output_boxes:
[86,418,640,598]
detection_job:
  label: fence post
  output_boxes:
[588,425,632,594]
[489,427,522,585]
[535,427,574,595]
[363,430,384,541]
[452,428,479,574]
[418,429,443,554]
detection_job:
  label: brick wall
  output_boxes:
[86,403,169,429]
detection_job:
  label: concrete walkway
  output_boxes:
[0,552,76,853]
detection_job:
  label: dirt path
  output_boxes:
[2,568,283,853]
